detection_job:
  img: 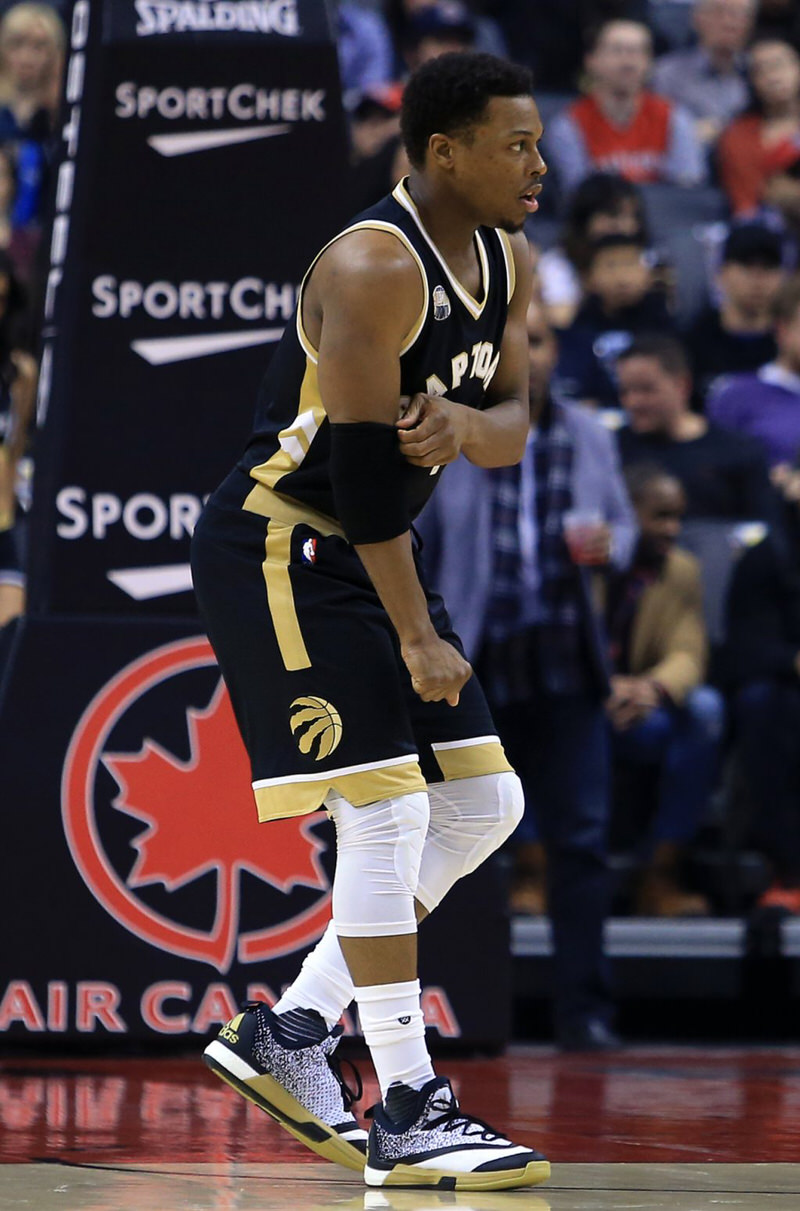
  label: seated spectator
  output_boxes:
[539,172,649,328]
[708,274,800,468]
[0,142,37,288]
[492,0,648,92]
[718,38,800,217]
[724,468,800,912]
[397,1,477,72]
[652,0,755,147]
[0,3,64,227]
[616,334,778,521]
[555,232,674,407]
[547,19,707,197]
[417,299,636,1050]
[337,3,395,101]
[0,247,35,627]
[346,85,408,213]
[686,223,783,401]
[386,0,507,67]
[606,464,723,916]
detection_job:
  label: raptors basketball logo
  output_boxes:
[61,636,333,972]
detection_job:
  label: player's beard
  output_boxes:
[499,218,526,234]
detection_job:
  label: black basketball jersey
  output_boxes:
[238,178,516,523]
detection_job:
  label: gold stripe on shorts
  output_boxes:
[431,736,513,781]
[262,521,311,672]
[253,756,427,822]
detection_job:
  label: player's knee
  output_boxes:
[328,791,429,936]
[390,791,430,895]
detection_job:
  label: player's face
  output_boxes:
[453,95,546,234]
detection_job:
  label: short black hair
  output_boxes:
[585,231,647,267]
[624,461,683,505]
[616,333,691,378]
[400,51,533,169]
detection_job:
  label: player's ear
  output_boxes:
[428,132,455,171]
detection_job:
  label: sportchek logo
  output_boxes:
[62,637,333,972]
[115,83,326,157]
[90,275,296,364]
[135,1,301,37]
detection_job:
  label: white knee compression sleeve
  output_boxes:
[327,790,430,937]
[415,771,524,913]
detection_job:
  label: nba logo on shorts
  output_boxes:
[433,285,451,321]
[302,537,317,564]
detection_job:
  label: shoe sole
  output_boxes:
[364,1159,551,1190]
[203,1039,366,1173]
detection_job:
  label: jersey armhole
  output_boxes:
[497,229,516,304]
[296,220,429,365]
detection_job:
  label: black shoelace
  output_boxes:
[426,1097,505,1143]
[327,1052,363,1111]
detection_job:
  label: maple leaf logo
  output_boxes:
[102,678,329,970]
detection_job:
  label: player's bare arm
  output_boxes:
[397,230,533,469]
[311,230,472,707]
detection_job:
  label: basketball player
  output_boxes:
[192,52,548,1191]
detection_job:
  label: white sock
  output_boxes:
[355,979,435,1099]
[273,922,354,1030]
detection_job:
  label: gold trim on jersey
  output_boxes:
[393,178,490,320]
[249,357,327,498]
[262,520,311,672]
[430,735,513,781]
[252,754,427,821]
[497,230,516,304]
[295,219,430,363]
[243,481,345,539]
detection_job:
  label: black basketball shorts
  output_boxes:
[190,470,511,822]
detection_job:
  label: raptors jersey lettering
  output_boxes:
[238,177,516,525]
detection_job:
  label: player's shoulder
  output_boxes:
[317,225,424,296]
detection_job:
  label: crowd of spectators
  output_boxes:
[337,0,800,932]
[0,2,61,629]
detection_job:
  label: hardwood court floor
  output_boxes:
[1,1046,798,1209]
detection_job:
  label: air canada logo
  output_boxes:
[289,696,342,761]
[62,637,333,972]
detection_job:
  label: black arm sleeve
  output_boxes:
[328,421,410,546]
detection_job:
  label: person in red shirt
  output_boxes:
[718,38,800,215]
[548,19,708,195]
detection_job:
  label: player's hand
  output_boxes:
[396,393,471,467]
[401,633,472,706]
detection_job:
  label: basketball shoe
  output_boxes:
[364,1075,550,1190]
[203,1001,367,1171]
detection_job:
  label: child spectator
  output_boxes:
[616,334,778,522]
[718,38,800,216]
[606,464,723,917]
[686,223,784,401]
[652,0,755,147]
[539,173,649,328]
[555,232,673,407]
[547,19,707,196]
[0,3,63,228]
[708,273,800,468]
[724,467,800,913]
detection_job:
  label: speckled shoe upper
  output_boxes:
[248,1003,361,1132]
[368,1076,545,1169]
